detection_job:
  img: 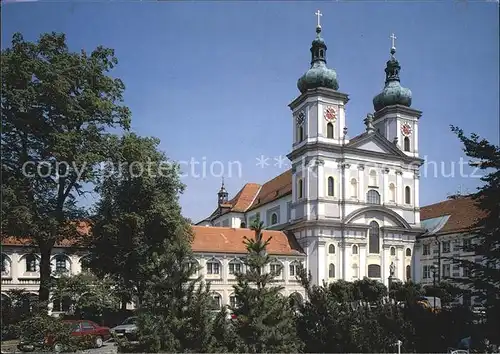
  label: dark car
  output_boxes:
[18,320,111,352]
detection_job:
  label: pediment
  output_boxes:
[347,132,407,158]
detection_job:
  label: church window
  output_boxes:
[369,170,378,186]
[297,179,303,199]
[297,125,304,142]
[406,265,411,281]
[326,122,334,139]
[352,245,358,254]
[319,49,324,57]
[406,248,412,257]
[405,186,411,204]
[327,176,334,196]
[350,178,358,198]
[366,190,380,205]
[404,137,410,152]
[390,247,396,256]
[271,212,278,225]
[389,183,396,202]
[368,264,381,278]
[328,263,335,278]
[368,221,380,254]
[328,244,335,254]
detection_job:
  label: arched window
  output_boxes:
[406,248,412,257]
[404,137,410,152]
[352,264,359,279]
[369,170,378,186]
[389,183,396,202]
[368,264,381,278]
[328,263,335,278]
[406,265,412,281]
[327,177,334,197]
[25,254,38,272]
[297,179,303,199]
[206,258,221,275]
[229,259,243,275]
[390,247,396,256]
[327,122,334,139]
[350,178,358,198]
[271,213,278,225]
[270,261,283,277]
[405,186,411,204]
[54,254,69,273]
[352,245,358,255]
[328,244,335,254]
[368,221,380,254]
[366,190,380,205]
[297,126,304,142]
[1,254,10,276]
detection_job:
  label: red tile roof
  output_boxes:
[420,196,487,235]
[1,220,92,247]
[191,226,304,256]
[204,170,293,222]
[249,170,292,210]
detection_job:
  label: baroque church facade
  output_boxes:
[2,14,483,311]
[197,14,424,289]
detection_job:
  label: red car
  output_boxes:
[18,320,111,352]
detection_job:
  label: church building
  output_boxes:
[197,11,424,288]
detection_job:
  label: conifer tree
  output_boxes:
[451,125,500,337]
[231,218,303,353]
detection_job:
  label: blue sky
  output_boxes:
[3,1,499,223]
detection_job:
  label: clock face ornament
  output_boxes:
[296,111,305,126]
[324,106,336,122]
[401,123,412,137]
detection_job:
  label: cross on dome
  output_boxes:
[315,10,323,28]
[390,33,397,50]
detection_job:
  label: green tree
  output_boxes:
[352,277,388,303]
[390,280,424,303]
[51,272,120,318]
[85,133,215,352]
[423,281,461,306]
[230,219,303,353]
[451,126,499,335]
[297,268,415,353]
[1,32,131,304]
[85,133,181,307]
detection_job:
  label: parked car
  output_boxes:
[17,320,111,352]
[110,316,138,342]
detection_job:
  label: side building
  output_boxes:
[416,196,487,306]
[1,225,306,312]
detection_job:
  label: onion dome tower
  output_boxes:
[297,12,339,93]
[373,35,412,111]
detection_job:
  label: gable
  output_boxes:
[347,131,409,159]
[354,140,389,154]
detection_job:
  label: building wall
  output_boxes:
[1,246,306,310]
[414,232,480,306]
